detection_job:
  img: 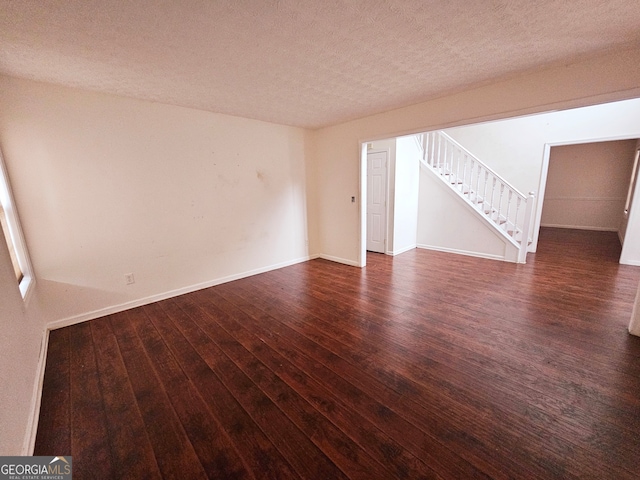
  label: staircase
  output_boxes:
[417,131,535,263]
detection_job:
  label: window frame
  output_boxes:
[0,147,34,301]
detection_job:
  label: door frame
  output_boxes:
[359,142,394,267]
[535,134,640,263]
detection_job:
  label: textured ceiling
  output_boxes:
[0,0,639,128]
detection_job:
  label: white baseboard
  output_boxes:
[47,255,316,331]
[620,258,640,266]
[390,244,417,256]
[416,244,507,262]
[540,223,618,232]
[23,328,50,455]
[317,254,362,267]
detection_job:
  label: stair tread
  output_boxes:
[423,148,532,254]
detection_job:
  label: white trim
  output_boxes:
[416,243,507,261]
[19,275,35,305]
[390,244,417,256]
[543,196,624,202]
[359,143,367,268]
[23,328,50,455]
[318,254,362,267]
[540,223,618,232]
[544,134,640,148]
[620,150,640,264]
[0,148,35,301]
[47,254,315,331]
[621,259,640,266]
[529,143,550,253]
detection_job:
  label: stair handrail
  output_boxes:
[419,130,536,263]
[426,131,528,201]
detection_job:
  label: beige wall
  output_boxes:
[541,141,636,230]
[0,76,313,328]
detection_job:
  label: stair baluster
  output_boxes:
[505,190,513,231]
[461,154,467,195]
[490,177,497,218]
[418,130,535,263]
[497,184,505,227]
[513,196,522,240]
[482,171,489,211]
[475,163,482,204]
[468,159,475,200]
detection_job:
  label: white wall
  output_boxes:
[314,47,640,266]
[393,136,420,254]
[0,76,312,327]
[0,228,43,455]
[541,140,636,230]
[417,168,517,261]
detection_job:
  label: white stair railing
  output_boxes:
[421,131,535,263]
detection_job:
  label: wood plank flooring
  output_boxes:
[34,227,640,479]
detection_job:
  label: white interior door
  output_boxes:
[367,151,387,253]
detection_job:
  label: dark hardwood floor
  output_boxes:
[34,227,640,479]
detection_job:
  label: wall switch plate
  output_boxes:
[125,273,135,285]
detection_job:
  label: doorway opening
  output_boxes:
[358,98,640,267]
[539,139,640,262]
[361,136,422,267]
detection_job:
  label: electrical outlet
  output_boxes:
[124,273,135,285]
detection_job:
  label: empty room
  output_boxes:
[1,1,640,478]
